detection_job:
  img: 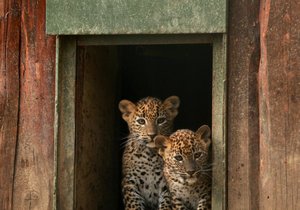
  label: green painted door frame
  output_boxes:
[54,34,227,210]
[50,1,227,209]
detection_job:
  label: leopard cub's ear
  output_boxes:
[196,125,211,149]
[149,135,171,157]
[162,96,180,119]
[119,99,136,122]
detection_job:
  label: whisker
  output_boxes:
[199,169,212,172]
[120,139,137,149]
[204,163,216,167]
[201,172,212,179]
[119,134,145,149]
[121,136,130,140]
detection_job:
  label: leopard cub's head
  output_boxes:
[119,96,180,144]
[153,125,211,185]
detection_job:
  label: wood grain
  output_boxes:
[11,0,56,209]
[75,46,120,210]
[258,0,300,209]
[46,0,226,34]
[55,37,77,210]
[227,0,260,209]
[0,0,21,209]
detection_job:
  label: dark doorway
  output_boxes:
[119,44,212,130]
[75,44,212,209]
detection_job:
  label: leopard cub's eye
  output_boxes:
[137,118,146,125]
[174,155,183,161]
[194,152,202,159]
[157,117,166,124]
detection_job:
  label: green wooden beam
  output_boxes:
[46,0,226,35]
[212,34,227,210]
[54,36,77,210]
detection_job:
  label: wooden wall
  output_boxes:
[0,0,55,209]
[228,0,300,209]
[0,0,299,209]
[227,0,260,209]
[258,0,300,209]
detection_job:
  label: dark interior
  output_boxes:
[119,44,212,131]
[75,44,212,209]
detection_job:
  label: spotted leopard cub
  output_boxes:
[152,125,212,210]
[119,96,180,210]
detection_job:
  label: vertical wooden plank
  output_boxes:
[54,36,76,210]
[75,46,120,210]
[287,2,300,208]
[211,34,227,210]
[259,0,300,209]
[0,0,21,209]
[0,1,4,17]
[12,0,56,209]
[227,0,260,209]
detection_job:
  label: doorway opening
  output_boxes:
[75,44,212,209]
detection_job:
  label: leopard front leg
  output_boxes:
[171,197,189,210]
[197,198,211,210]
[122,183,145,210]
[158,186,172,210]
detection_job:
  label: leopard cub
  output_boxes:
[151,125,212,210]
[119,96,180,210]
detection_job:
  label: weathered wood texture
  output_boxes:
[75,46,120,210]
[0,0,56,209]
[228,0,300,209]
[46,0,226,34]
[211,35,227,210]
[0,0,21,209]
[1,0,300,209]
[258,0,300,209]
[55,37,77,210]
[227,0,260,209]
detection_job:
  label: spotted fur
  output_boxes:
[119,96,180,210]
[153,126,212,210]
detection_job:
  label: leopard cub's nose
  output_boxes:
[148,134,156,140]
[187,170,196,176]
